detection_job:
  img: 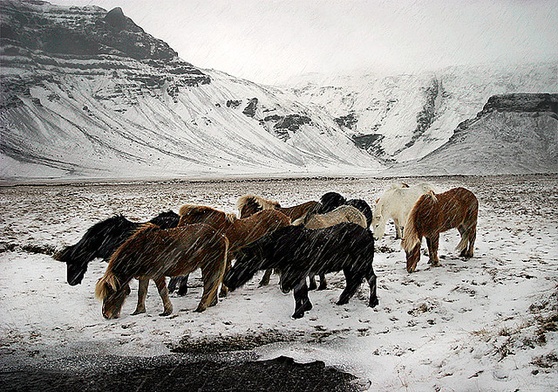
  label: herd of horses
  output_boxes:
[54,184,478,319]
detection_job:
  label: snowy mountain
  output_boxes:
[0,0,381,182]
[384,93,558,176]
[1,0,557,183]
[289,63,558,166]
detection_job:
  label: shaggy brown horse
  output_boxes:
[95,223,228,319]
[402,187,478,273]
[174,204,291,296]
[236,194,319,220]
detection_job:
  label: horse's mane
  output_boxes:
[401,191,438,252]
[237,194,281,211]
[95,273,119,300]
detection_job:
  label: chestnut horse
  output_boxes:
[170,204,291,296]
[402,187,478,273]
[95,223,228,319]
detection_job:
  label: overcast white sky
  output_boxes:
[50,0,558,84]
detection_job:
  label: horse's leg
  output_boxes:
[317,273,327,290]
[259,268,272,287]
[196,257,225,312]
[426,234,440,267]
[337,268,361,305]
[365,269,379,308]
[466,223,477,258]
[393,218,402,239]
[308,273,318,290]
[168,276,178,293]
[132,277,149,315]
[154,276,173,316]
[219,255,231,298]
[292,279,312,319]
[177,274,189,296]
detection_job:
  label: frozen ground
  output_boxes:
[0,174,557,391]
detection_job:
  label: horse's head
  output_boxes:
[56,215,137,285]
[371,204,386,240]
[53,244,89,285]
[318,192,346,213]
[95,273,130,319]
[223,246,263,290]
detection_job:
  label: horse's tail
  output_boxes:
[455,233,469,254]
[95,272,119,300]
[237,194,280,212]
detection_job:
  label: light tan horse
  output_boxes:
[95,223,228,319]
[402,187,478,273]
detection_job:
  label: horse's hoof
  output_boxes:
[177,289,188,296]
[369,298,379,308]
[159,311,172,316]
[317,284,327,291]
[292,312,305,319]
[336,298,349,306]
[131,309,146,315]
[308,283,317,290]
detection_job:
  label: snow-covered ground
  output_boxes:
[1,175,556,390]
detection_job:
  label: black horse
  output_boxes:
[224,223,378,319]
[54,211,180,286]
[317,192,373,228]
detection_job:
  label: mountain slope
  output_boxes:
[0,0,381,181]
[289,63,558,164]
[382,93,558,176]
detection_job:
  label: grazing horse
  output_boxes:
[95,223,228,319]
[224,223,378,319]
[236,194,319,286]
[315,192,373,228]
[53,211,180,286]
[170,204,291,296]
[402,187,478,273]
[371,183,435,240]
[283,205,368,290]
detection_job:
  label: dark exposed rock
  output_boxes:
[273,114,311,132]
[480,93,558,115]
[334,112,358,129]
[226,99,242,108]
[242,97,258,117]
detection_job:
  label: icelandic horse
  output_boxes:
[401,187,478,273]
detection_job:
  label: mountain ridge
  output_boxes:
[1,0,557,182]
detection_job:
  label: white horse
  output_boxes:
[372,182,436,240]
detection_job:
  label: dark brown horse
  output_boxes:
[174,204,291,296]
[402,187,478,273]
[95,223,228,319]
[236,194,319,286]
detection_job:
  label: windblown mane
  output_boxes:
[95,273,119,300]
[237,194,281,211]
